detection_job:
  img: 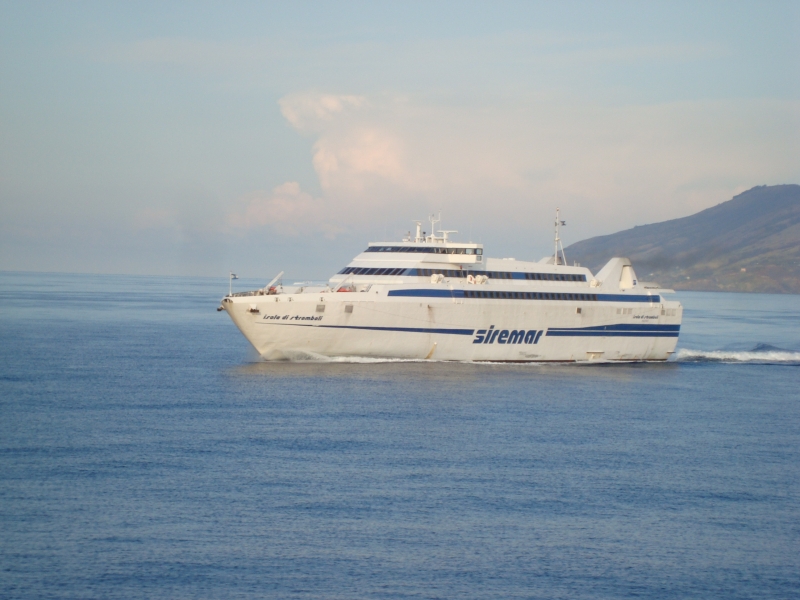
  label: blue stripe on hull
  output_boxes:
[550,324,680,332]
[258,321,678,338]
[258,322,475,336]
[547,323,680,337]
[387,289,660,303]
[546,331,679,337]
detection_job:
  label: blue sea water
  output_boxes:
[1,271,798,599]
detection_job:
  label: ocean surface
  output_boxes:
[1,271,798,599]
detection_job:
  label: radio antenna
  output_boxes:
[554,209,567,266]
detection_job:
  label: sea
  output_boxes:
[1,271,798,599]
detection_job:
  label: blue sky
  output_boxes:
[1,1,798,279]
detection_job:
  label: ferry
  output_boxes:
[219,213,682,362]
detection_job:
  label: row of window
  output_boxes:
[464,291,598,301]
[339,267,408,276]
[415,269,587,282]
[337,266,587,282]
[365,246,483,255]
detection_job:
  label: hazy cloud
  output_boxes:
[227,92,799,243]
[228,181,344,238]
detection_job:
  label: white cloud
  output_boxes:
[228,181,344,238]
[279,93,368,133]
[227,92,799,246]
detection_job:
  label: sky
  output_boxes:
[1,1,798,281]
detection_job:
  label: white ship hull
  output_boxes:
[223,286,680,362]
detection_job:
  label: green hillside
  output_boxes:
[565,185,800,294]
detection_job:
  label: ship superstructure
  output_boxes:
[220,216,682,362]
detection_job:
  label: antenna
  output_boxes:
[554,209,567,266]
[439,230,458,243]
[428,211,441,242]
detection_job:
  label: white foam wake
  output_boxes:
[675,348,800,364]
[280,349,427,363]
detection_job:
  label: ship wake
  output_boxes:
[675,344,800,365]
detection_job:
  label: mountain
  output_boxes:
[564,185,800,294]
